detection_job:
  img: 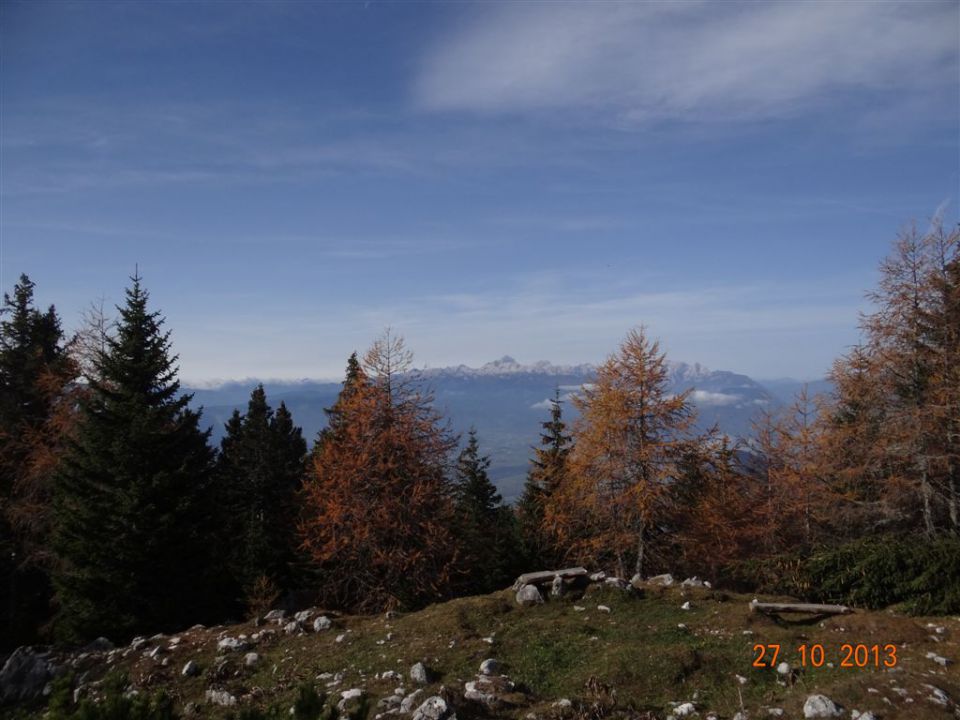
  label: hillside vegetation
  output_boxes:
[4,579,958,720]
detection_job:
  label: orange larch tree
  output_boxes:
[298,331,459,611]
[546,327,695,578]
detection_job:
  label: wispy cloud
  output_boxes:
[415,2,958,125]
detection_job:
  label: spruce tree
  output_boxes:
[313,352,364,454]
[453,428,517,594]
[0,274,77,648]
[517,388,571,569]
[52,273,215,642]
[216,385,306,613]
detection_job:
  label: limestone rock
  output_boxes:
[410,661,430,685]
[0,647,59,704]
[516,584,543,606]
[648,573,674,586]
[479,659,501,676]
[205,689,237,706]
[400,689,423,713]
[313,616,332,632]
[803,694,841,718]
[216,637,248,653]
[412,695,452,720]
[181,660,200,677]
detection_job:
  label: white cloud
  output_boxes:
[690,390,741,406]
[530,391,578,410]
[416,2,958,124]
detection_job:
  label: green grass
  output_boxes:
[10,584,960,720]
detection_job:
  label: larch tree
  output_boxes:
[827,222,959,536]
[298,331,459,611]
[546,327,695,578]
[0,274,78,648]
[215,385,307,615]
[51,273,216,642]
[517,388,571,569]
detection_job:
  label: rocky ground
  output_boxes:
[1,571,958,719]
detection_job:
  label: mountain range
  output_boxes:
[186,357,830,502]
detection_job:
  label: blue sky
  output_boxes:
[2,0,957,383]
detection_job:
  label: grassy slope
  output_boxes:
[20,585,960,719]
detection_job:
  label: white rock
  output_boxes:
[553,698,573,708]
[768,710,783,717]
[400,690,423,713]
[925,651,952,667]
[336,633,346,643]
[674,702,696,717]
[410,661,429,685]
[597,605,611,613]
[312,616,332,632]
[216,637,248,653]
[479,659,501,676]
[680,601,691,610]
[283,621,301,635]
[776,662,791,676]
[573,606,586,612]
[205,689,237,706]
[181,660,200,677]
[338,688,365,711]
[648,573,674,586]
[803,694,841,718]
[294,609,313,623]
[412,695,448,720]
[264,609,285,621]
[923,684,950,707]
[589,572,607,582]
[681,577,705,587]
[516,584,543,606]
[244,652,259,668]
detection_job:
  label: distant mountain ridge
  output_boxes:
[186,358,825,501]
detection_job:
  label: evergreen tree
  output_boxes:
[0,274,77,648]
[313,352,364,455]
[453,429,518,594]
[517,388,571,569]
[216,385,307,614]
[52,273,216,642]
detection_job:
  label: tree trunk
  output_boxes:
[921,464,935,536]
[633,518,646,578]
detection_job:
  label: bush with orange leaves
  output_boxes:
[298,331,459,612]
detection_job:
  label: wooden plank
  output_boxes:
[514,567,588,587]
[749,600,853,615]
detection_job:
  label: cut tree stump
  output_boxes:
[513,567,588,589]
[749,600,853,615]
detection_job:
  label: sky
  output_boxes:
[1,0,958,384]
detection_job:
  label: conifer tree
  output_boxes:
[546,327,695,578]
[452,429,516,593]
[52,273,216,642]
[517,388,571,569]
[216,385,306,613]
[0,274,77,648]
[313,352,364,454]
[299,331,459,611]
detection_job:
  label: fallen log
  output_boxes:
[749,600,853,615]
[513,567,588,589]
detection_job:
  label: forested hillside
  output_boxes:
[1,222,958,718]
